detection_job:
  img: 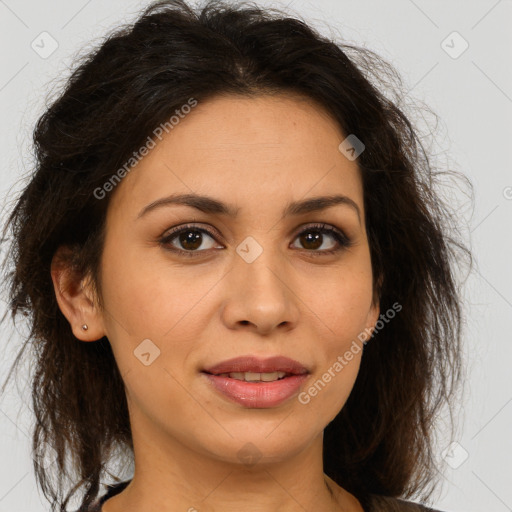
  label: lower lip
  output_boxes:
[202,372,309,408]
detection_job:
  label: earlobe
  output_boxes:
[50,246,105,342]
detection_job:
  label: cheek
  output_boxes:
[304,261,374,339]
[99,240,220,384]
[100,237,208,336]
[298,326,364,428]
[291,264,372,424]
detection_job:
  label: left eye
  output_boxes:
[159,223,352,257]
[290,224,351,254]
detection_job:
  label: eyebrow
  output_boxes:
[137,193,361,224]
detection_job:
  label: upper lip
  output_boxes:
[203,355,309,375]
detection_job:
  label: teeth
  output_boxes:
[217,371,287,382]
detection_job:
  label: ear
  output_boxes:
[50,245,106,342]
[365,299,380,342]
[372,271,383,310]
[365,272,383,341]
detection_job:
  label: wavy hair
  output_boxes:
[0,0,472,510]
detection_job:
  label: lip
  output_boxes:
[203,355,309,375]
[201,355,310,408]
[202,373,309,408]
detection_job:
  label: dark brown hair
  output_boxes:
[0,0,473,510]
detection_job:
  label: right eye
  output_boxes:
[159,224,222,257]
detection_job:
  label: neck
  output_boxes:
[101,413,363,512]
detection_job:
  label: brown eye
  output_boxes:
[159,222,353,258]
[160,225,221,256]
[290,223,352,255]
[175,229,205,251]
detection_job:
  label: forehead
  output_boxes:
[107,93,364,221]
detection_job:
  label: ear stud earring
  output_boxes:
[81,324,89,331]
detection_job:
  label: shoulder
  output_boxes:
[366,494,447,512]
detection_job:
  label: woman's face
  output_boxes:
[93,93,379,466]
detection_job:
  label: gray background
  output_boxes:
[0,1,511,511]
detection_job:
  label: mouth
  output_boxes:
[201,355,310,408]
[202,355,310,376]
[203,370,294,382]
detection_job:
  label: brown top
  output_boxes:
[78,480,445,512]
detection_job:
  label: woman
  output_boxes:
[0,0,472,510]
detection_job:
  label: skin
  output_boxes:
[52,93,379,512]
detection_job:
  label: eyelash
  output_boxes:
[159,222,353,258]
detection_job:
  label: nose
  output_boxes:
[220,244,300,336]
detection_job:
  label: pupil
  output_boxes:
[180,230,202,250]
[178,230,324,251]
[301,231,322,250]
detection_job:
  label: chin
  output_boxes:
[194,424,317,467]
